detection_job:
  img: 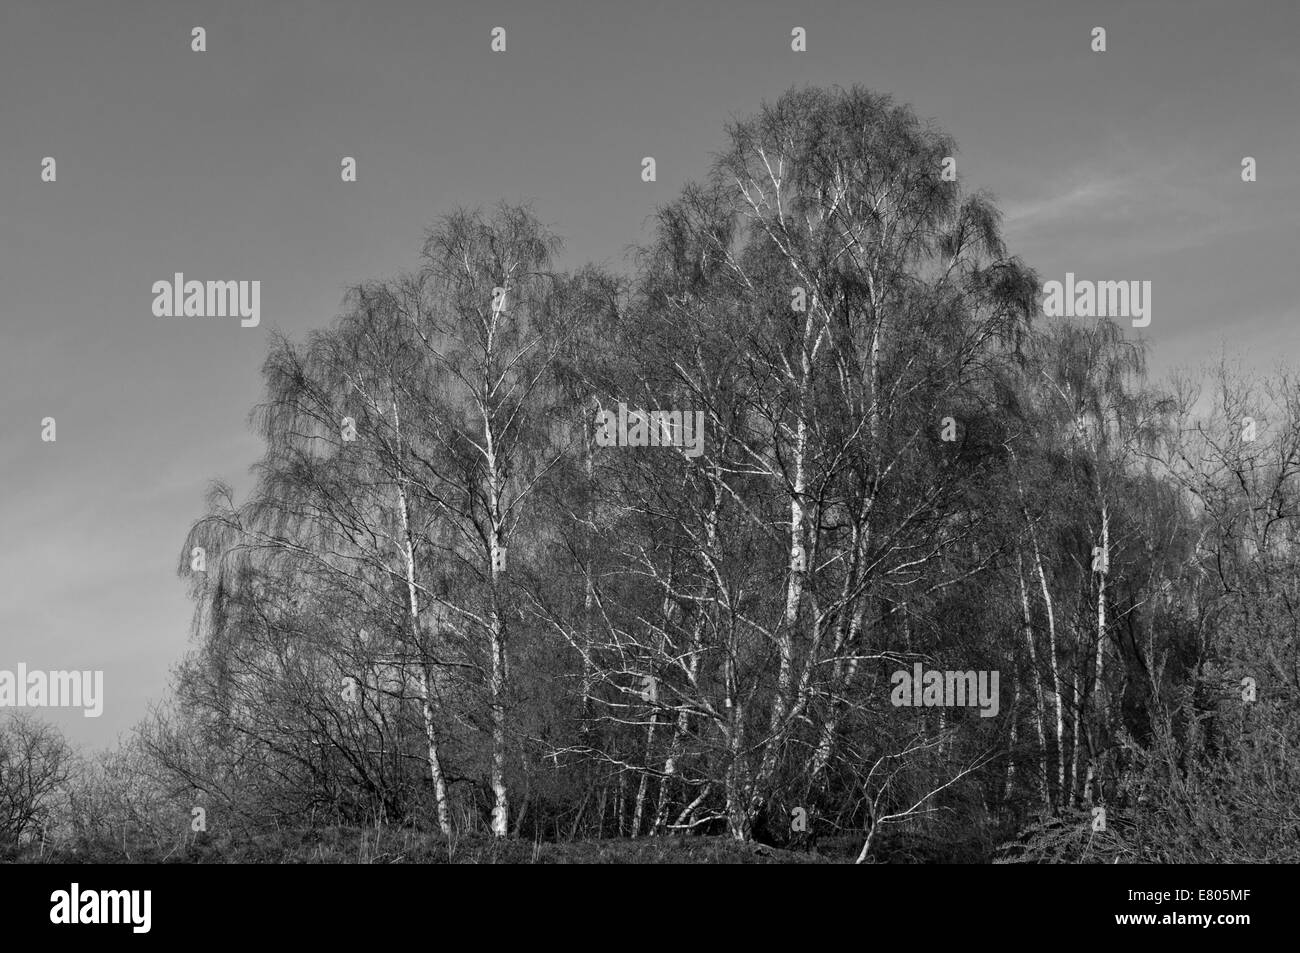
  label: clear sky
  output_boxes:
[2,0,1297,747]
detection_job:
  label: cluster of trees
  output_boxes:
[7,86,1298,862]
[0,715,70,846]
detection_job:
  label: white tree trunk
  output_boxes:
[391,399,452,835]
[1085,497,1110,803]
[1016,551,1052,811]
[1026,505,1066,801]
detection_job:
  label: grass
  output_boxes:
[5,827,858,864]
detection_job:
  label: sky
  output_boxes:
[1,0,1297,748]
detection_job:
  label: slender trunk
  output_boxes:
[652,475,718,836]
[672,784,712,832]
[399,499,451,835]
[415,665,451,834]
[631,715,657,837]
[1086,497,1110,803]
[1004,680,1019,803]
[582,419,596,719]
[752,416,805,800]
[616,771,627,837]
[650,761,674,837]
[750,308,818,825]
[1070,661,1083,807]
[652,618,704,835]
[568,788,591,841]
[484,421,510,836]
[391,398,452,835]
[1020,486,1066,804]
[1016,551,1052,811]
[725,701,749,840]
[809,583,870,784]
[487,535,509,836]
